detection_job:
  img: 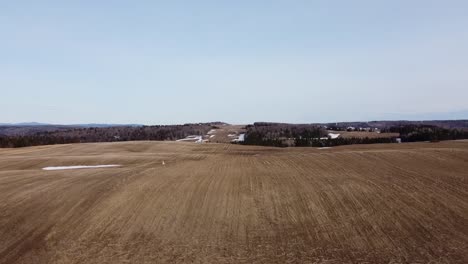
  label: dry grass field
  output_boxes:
[0,141,467,263]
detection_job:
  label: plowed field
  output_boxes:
[0,141,467,263]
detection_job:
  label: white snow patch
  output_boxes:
[43,165,121,171]
[176,135,203,142]
[318,147,331,150]
[210,135,215,138]
[328,133,340,139]
[228,134,237,137]
[207,129,217,135]
[231,133,245,142]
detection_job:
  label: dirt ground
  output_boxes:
[0,141,467,263]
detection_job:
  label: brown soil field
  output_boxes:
[0,141,467,263]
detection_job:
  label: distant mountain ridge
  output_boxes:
[0,122,225,137]
[0,123,143,137]
[0,122,51,126]
[0,122,143,127]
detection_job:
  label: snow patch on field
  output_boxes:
[177,135,204,143]
[43,165,121,171]
[318,147,331,150]
[232,133,245,142]
[210,135,215,138]
[328,133,340,139]
[207,129,216,135]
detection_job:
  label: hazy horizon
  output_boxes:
[2,1,467,124]
[3,108,468,126]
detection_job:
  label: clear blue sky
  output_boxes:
[1,1,467,124]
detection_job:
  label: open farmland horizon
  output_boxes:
[3,1,468,263]
[2,120,468,148]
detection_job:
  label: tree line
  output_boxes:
[0,124,213,148]
[382,125,468,142]
[241,123,327,147]
[239,123,468,148]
